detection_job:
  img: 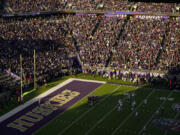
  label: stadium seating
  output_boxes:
[0,1,180,104]
[0,15,180,75]
[3,0,179,14]
[158,19,180,71]
[110,17,168,70]
[0,72,19,103]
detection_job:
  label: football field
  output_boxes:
[1,79,180,135]
[35,80,180,135]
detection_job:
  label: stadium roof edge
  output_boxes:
[1,9,180,18]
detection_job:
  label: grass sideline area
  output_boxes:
[72,73,168,89]
[35,83,180,135]
[0,73,168,117]
[0,76,69,116]
[72,73,134,85]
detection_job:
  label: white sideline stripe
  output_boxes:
[71,78,106,84]
[138,90,174,135]
[111,90,155,135]
[0,78,105,123]
[0,78,73,123]
[58,86,121,135]
[85,92,128,135]
[109,83,180,93]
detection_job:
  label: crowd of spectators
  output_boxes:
[158,19,180,72]
[66,14,179,89]
[0,14,180,95]
[135,2,175,13]
[110,17,169,71]
[0,1,180,113]
[68,14,126,68]
[0,14,180,77]
[3,0,179,14]
[82,67,166,86]
[0,73,18,94]
[0,16,76,88]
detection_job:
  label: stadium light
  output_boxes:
[68,3,72,8]
[133,5,137,9]
[176,7,180,12]
[97,4,104,9]
[132,5,137,12]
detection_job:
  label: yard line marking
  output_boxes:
[85,93,128,135]
[111,90,155,135]
[163,111,180,135]
[58,86,121,135]
[108,83,180,93]
[138,90,174,135]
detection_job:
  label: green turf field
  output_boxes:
[0,73,167,117]
[35,83,180,135]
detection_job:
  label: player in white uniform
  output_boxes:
[135,111,138,116]
[117,99,123,111]
[118,99,122,105]
[127,93,130,101]
[156,110,159,114]
[144,99,147,104]
[131,100,136,111]
[118,105,121,111]
[143,125,146,131]
[132,100,136,106]
[132,92,135,98]
[142,125,146,135]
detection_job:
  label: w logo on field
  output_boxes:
[172,104,180,112]
[151,118,180,132]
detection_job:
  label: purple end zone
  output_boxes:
[0,80,102,135]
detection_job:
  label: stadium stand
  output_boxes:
[158,19,180,71]
[69,15,126,68]
[110,17,169,70]
[3,0,179,14]
[0,71,19,103]
[0,15,179,78]
[135,2,174,13]
[0,0,180,108]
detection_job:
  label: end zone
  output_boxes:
[0,78,105,135]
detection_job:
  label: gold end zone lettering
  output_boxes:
[48,90,80,107]
[7,122,27,132]
[49,98,67,107]
[25,112,43,122]
[42,101,59,110]
[71,91,80,97]
[55,95,68,101]
[61,89,72,94]
[32,106,53,116]
[7,116,34,132]
[6,89,80,132]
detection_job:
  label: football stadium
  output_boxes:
[0,0,180,135]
